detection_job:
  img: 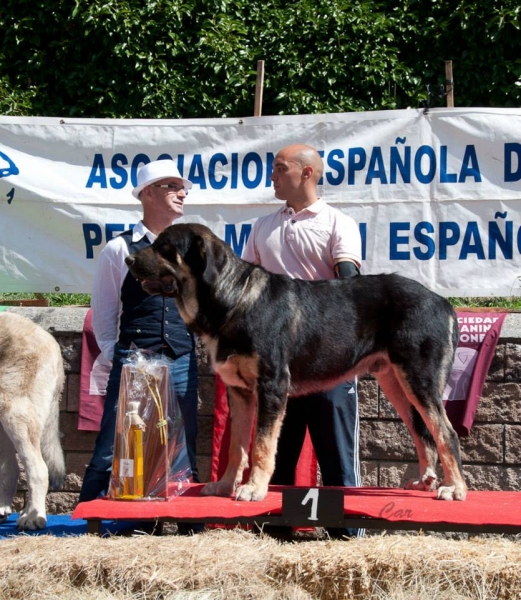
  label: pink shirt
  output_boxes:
[242,199,361,281]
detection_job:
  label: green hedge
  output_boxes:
[1,0,520,118]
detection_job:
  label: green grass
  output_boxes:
[448,296,521,310]
[1,292,521,309]
[0,293,91,307]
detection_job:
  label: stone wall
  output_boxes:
[5,307,521,514]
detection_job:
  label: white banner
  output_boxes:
[1,107,521,296]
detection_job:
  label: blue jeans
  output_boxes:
[79,345,199,502]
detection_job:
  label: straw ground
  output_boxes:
[0,528,520,599]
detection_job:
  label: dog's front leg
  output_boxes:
[201,386,257,498]
[235,378,288,502]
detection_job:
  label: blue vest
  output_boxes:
[117,230,194,357]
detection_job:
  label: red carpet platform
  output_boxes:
[73,484,521,535]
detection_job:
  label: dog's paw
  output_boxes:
[200,481,235,498]
[0,504,13,523]
[404,477,438,492]
[437,483,467,501]
[235,484,267,502]
[17,508,47,530]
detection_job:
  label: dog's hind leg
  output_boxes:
[377,372,440,492]
[0,423,19,522]
[1,398,49,529]
[390,365,467,501]
[41,356,66,489]
[201,385,257,498]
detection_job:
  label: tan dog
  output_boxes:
[0,312,66,529]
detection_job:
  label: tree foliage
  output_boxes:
[0,0,520,118]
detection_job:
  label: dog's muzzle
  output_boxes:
[142,278,177,296]
[125,255,177,296]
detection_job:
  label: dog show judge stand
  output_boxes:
[72,484,521,536]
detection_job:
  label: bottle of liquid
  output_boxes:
[118,400,146,499]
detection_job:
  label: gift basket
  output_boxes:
[109,348,192,500]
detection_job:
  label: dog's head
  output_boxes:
[125,223,232,298]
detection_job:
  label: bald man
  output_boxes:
[243,144,363,539]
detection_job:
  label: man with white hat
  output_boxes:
[79,160,202,534]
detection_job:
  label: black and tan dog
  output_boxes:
[126,223,467,502]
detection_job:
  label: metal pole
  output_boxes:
[254,60,265,117]
[445,60,454,107]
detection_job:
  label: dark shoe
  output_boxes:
[254,523,293,540]
[326,527,362,539]
[104,519,161,536]
[177,522,205,535]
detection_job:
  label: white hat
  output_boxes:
[132,159,193,198]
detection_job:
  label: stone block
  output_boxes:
[505,343,521,382]
[475,382,521,423]
[16,466,27,491]
[196,339,214,377]
[463,465,521,491]
[378,392,400,419]
[198,375,216,417]
[197,455,213,484]
[358,379,379,418]
[60,412,97,452]
[459,424,503,463]
[360,461,378,486]
[360,421,416,461]
[63,473,83,493]
[462,465,503,491]
[197,415,215,456]
[65,452,92,479]
[378,462,419,488]
[46,492,78,514]
[12,494,24,512]
[66,373,80,412]
[55,332,83,374]
[59,380,67,411]
[503,466,521,490]
[487,344,505,382]
[505,425,521,463]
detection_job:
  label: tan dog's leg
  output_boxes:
[235,374,289,502]
[390,366,467,501]
[0,423,19,522]
[201,386,257,497]
[420,407,467,501]
[378,371,440,492]
[235,409,286,501]
[2,400,49,530]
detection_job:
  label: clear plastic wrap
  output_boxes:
[109,348,192,500]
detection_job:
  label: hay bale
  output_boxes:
[268,534,521,599]
[0,530,286,599]
[0,530,519,599]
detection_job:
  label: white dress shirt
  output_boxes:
[91,221,157,362]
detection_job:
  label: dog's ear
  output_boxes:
[153,237,178,263]
[184,235,208,277]
[185,233,227,286]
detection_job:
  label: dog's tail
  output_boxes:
[41,352,67,490]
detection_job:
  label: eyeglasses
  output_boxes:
[151,183,189,195]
